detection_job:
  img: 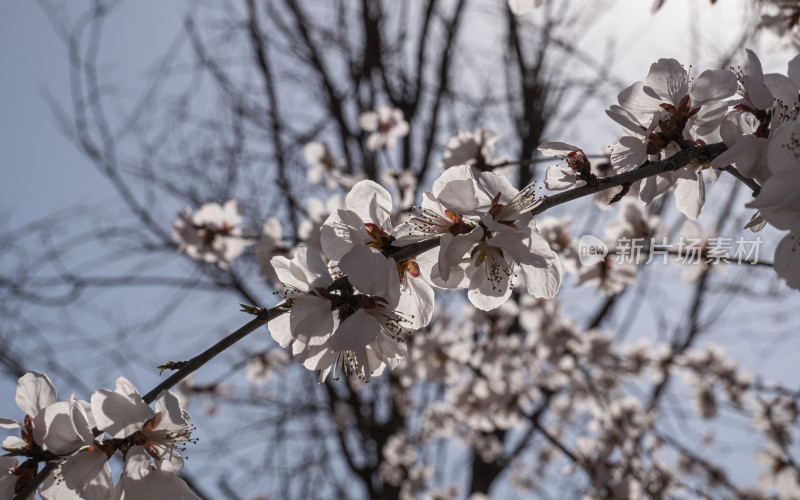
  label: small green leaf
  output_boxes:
[240,303,261,315]
[157,361,187,375]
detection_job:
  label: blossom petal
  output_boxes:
[674,171,705,220]
[340,246,393,296]
[765,73,800,109]
[320,209,371,261]
[744,211,767,233]
[0,418,20,430]
[292,246,333,288]
[521,257,562,298]
[398,276,435,330]
[775,231,800,291]
[271,255,307,291]
[718,111,749,146]
[537,141,581,157]
[789,54,800,87]
[302,346,337,373]
[544,165,577,190]
[2,436,25,449]
[40,448,112,500]
[33,395,94,455]
[644,58,689,105]
[710,136,768,182]
[434,165,483,216]
[116,447,199,500]
[438,231,482,283]
[344,180,393,227]
[690,69,738,105]
[617,81,662,122]
[267,312,293,348]
[767,119,800,174]
[508,0,539,15]
[291,295,334,342]
[744,75,774,110]
[476,171,519,207]
[16,371,57,418]
[432,164,474,196]
[611,135,648,173]
[747,171,800,230]
[329,309,380,352]
[303,141,327,164]
[466,248,513,311]
[155,391,190,431]
[91,378,154,439]
[467,271,513,311]
[690,100,730,137]
[516,231,562,298]
[606,105,645,135]
[358,111,378,132]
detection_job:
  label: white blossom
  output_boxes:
[508,0,542,15]
[304,141,353,189]
[112,446,199,500]
[430,165,561,310]
[297,246,430,382]
[359,106,410,151]
[40,446,114,500]
[91,378,194,465]
[747,117,800,232]
[0,372,94,457]
[268,245,336,348]
[538,142,591,191]
[440,127,500,170]
[576,256,638,296]
[245,350,289,385]
[774,230,800,291]
[172,200,254,268]
[755,445,800,496]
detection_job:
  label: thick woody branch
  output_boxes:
[530,142,728,216]
[392,143,734,263]
[14,463,57,500]
[388,237,443,262]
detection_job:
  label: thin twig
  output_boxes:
[142,305,281,403]
[721,165,761,196]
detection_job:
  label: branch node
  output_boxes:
[608,183,632,205]
[157,361,188,375]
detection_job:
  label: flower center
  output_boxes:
[364,223,396,250]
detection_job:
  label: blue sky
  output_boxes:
[1,1,185,224]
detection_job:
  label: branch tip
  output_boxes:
[240,303,261,315]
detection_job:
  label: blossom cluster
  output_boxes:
[538,50,800,290]
[0,372,196,499]
[265,164,562,382]
[165,49,800,389]
[377,294,782,498]
[11,1,800,497]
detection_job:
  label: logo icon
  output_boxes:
[578,235,608,266]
